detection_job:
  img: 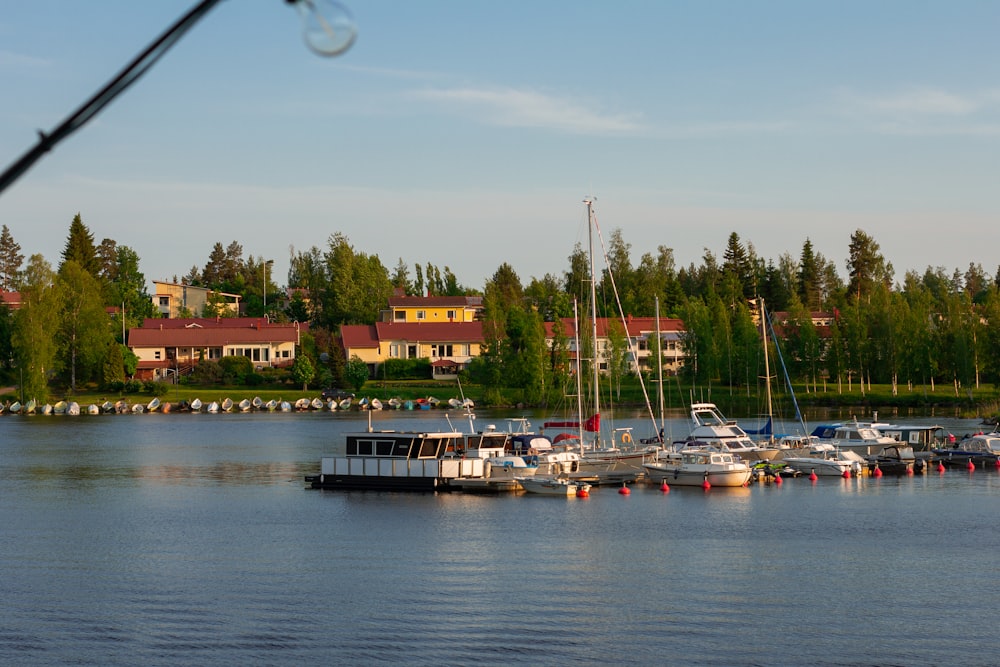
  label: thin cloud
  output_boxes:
[833,85,1000,135]
[411,86,643,135]
[0,49,49,69]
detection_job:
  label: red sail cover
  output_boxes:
[543,413,600,432]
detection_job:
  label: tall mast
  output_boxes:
[655,296,665,439]
[585,197,600,425]
[573,299,585,451]
[760,297,774,442]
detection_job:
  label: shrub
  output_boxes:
[219,356,254,385]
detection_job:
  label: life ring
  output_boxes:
[622,432,632,444]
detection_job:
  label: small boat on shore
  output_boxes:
[370,398,383,411]
[86,403,99,415]
[311,397,324,410]
[238,398,251,412]
[190,398,203,412]
[206,401,220,413]
[147,397,160,412]
[221,397,233,412]
[67,402,81,416]
[295,398,310,411]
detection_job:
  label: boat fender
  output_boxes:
[622,433,632,444]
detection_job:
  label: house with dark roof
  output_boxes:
[341,320,484,379]
[128,317,306,381]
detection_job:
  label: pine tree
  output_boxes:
[0,225,24,290]
[60,213,99,275]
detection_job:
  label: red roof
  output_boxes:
[375,321,483,343]
[129,324,301,347]
[430,359,460,367]
[340,324,379,350]
[140,317,307,332]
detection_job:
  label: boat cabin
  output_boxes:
[313,430,486,491]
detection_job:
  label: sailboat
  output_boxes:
[544,198,658,483]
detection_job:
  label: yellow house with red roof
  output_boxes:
[341,321,484,379]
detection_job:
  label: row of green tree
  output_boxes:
[5,212,1000,402]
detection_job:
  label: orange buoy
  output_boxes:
[809,469,818,482]
[576,487,589,498]
[660,481,670,493]
[618,484,631,496]
[873,465,883,478]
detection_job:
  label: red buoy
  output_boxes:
[995,457,1000,469]
[660,481,670,493]
[967,460,976,472]
[773,473,783,485]
[809,469,818,482]
[701,474,711,490]
[906,466,914,475]
[937,462,946,473]
[842,468,851,479]
[873,465,883,478]
[576,487,589,498]
[618,484,631,495]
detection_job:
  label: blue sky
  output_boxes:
[1,1,999,293]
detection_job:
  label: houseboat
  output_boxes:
[306,429,486,491]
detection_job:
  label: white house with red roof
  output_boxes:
[128,317,306,381]
[544,315,686,375]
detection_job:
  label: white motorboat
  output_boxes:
[643,449,753,487]
[517,477,591,496]
[678,402,783,461]
[782,442,865,476]
[809,421,899,456]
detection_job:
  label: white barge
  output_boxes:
[306,429,487,491]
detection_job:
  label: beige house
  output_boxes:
[128,317,305,381]
[151,280,241,318]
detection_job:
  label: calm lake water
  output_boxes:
[1,409,998,666]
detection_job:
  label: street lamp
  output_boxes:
[263,259,274,312]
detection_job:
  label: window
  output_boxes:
[154,351,161,360]
[158,296,169,306]
[446,309,457,320]
[432,344,453,357]
[407,344,417,358]
[416,310,426,320]
[394,310,405,321]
